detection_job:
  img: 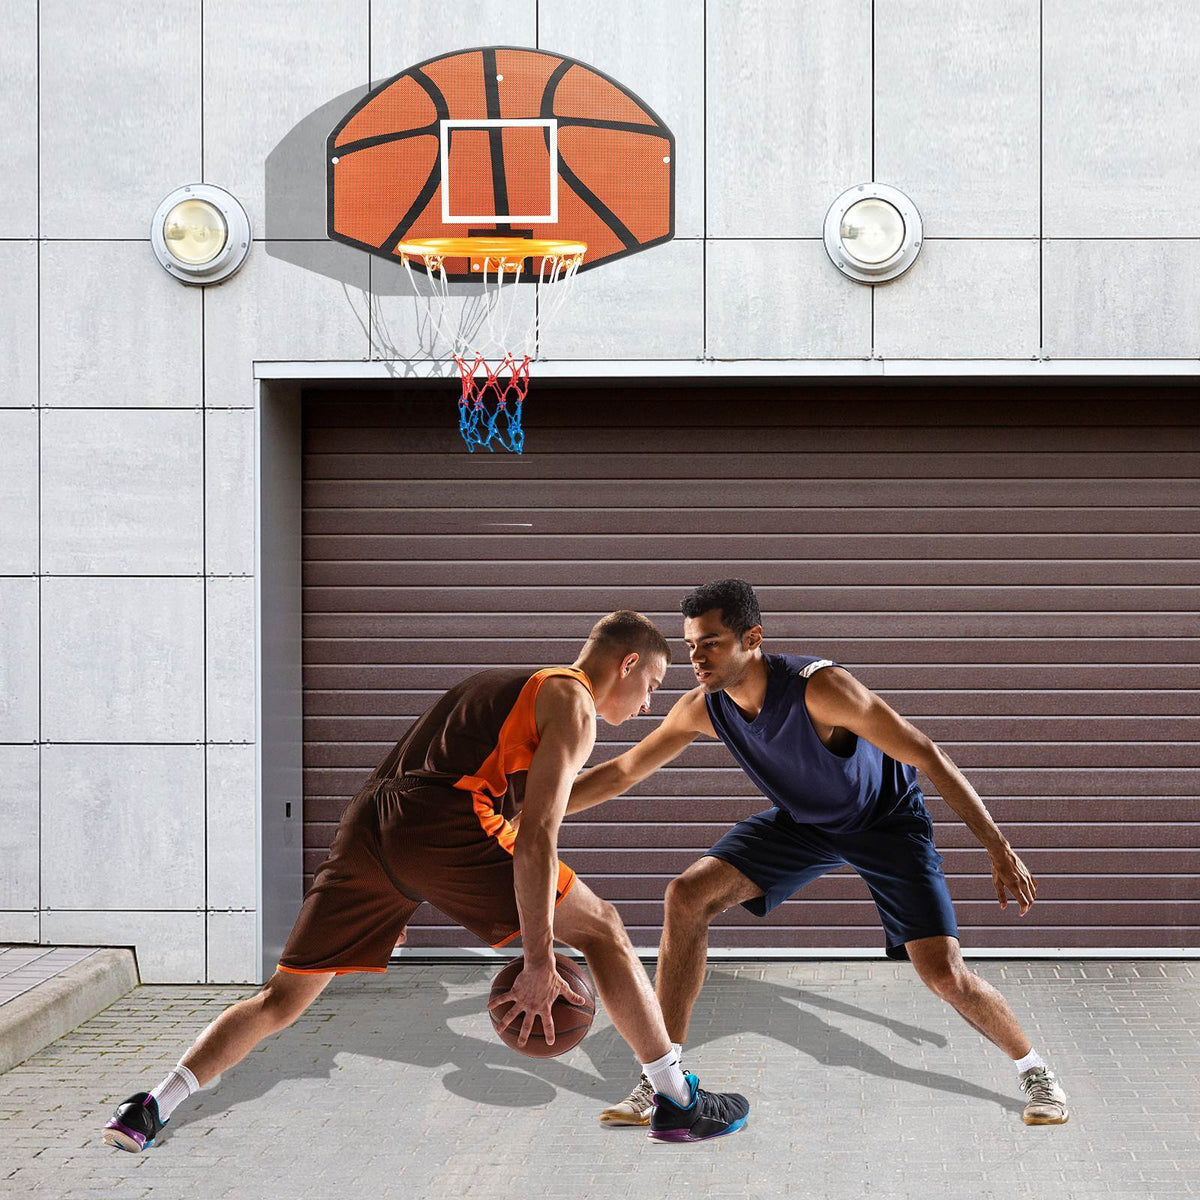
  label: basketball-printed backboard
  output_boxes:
[327,45,675,281]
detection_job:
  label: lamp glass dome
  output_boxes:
[839,198,905,265]
[163,199,228,266]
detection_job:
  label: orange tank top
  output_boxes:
[452,665,595,798]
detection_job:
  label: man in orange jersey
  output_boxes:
[103,611,749,1153]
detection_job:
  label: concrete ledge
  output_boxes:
[0,949,140,1074]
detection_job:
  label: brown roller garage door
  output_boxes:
[301,380,1198,952]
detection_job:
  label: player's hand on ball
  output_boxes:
[990,845,1037,916]
[487,959,589,1049]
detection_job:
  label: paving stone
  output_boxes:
[0,961,1196,1198]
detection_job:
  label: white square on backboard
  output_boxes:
[440,118,558,224]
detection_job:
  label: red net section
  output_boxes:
[455,353,531,454]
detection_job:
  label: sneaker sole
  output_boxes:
[1023,1109,1069,1126]
[599,1111,651,1127]
[102,1124,151,1153]
[648,1115,748,1143]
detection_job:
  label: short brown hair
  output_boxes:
[586,611,672,666]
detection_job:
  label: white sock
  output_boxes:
[638,1042,684,1070]
[1014,1047,1046,1074]
[149,1062,200,1120]
[641,1048,692,1107]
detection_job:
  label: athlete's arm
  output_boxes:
[803,665,1037,915]
[564,687,715,816]
[490,678,594,1048]
[515,678,596,964]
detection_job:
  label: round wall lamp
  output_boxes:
[824,183,922,284]
[151,184,251,285]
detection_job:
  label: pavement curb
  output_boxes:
[0,948,140,1074]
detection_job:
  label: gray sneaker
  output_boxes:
[1020,1066,1069,1125]
[599,1073,656,1127]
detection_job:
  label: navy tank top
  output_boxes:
[704,652,921,832]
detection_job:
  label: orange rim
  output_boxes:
[397,236,586,263]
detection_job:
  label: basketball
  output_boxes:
[489,953,596,1058]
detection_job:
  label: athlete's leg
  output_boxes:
[656,856,763,1044]
[181,788,412,1085]
[102,967,339,1152]
[552,878,673,1063]
[906,936,1033,1058]
[179,969,337,1085]
[555,879,753,1138]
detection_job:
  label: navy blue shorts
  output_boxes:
[706,789,958,961]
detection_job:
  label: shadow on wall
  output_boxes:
[263,80,475,375]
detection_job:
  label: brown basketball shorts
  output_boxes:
[277,778,577,975]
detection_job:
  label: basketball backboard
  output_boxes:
[327,45,675,282]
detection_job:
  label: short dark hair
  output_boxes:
[680,578,762,637]
[586,610,672,666]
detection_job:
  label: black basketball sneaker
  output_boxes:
[102,1092,168,1152]
[648,1072,750,1143]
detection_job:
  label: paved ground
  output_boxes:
[0,960,1196,1200]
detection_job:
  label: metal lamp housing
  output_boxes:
[824,183,923,284]
[151,183,252,285]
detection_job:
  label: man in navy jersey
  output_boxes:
[561,579,1068,1129]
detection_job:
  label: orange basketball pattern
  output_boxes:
[328,45,675,279]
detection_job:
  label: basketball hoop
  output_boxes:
[397,236,585,453]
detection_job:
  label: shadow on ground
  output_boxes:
[154,965,1022,1145]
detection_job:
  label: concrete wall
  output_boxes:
[1,0,1196,982]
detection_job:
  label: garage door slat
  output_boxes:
[304,611,1200,637]
[306,507,1200,536]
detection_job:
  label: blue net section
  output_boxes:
[455,353,530,454]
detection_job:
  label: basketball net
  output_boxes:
[398,238,585,453]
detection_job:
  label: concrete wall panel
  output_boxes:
[1044,1,1200,237]
[41,409,203,575]
[41,578,205,743]
[707,240,871,358]
[875,0,1039,237]
[204,0,367,239]
[206,576,256,742]
[0,410,38,574]
[206,407,256,576]
[539,238,703,360]
[0,746,39,911]
[39,0,201,238]
[40,744,205,911]
[41,909,206,983]
[1044,240,1200,358]
[0,2,37,236]
[0,579,38,744]
[40,242,202,410]
[874,239,1040,358]
[0,243,38,408]
[206,910,258,984]
[206,744,257,911]
[707,0,872,238]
